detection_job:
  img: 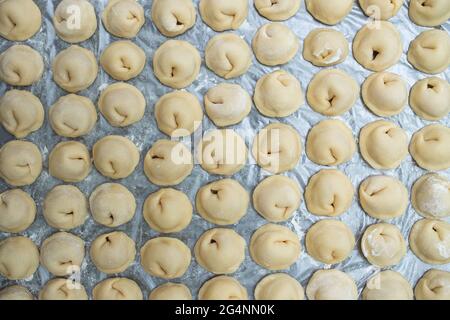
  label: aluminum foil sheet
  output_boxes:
[0,0,449,299]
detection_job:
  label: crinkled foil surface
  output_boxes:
[0,0,449,299]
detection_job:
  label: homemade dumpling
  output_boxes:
[0,236,39,280]
[305,0,353,25]
[0,0,42,41]
[149,283,192,300]
[151,0,195,37]
[362,271,413,300]
[102,0,145,38]
[254,273,304,300]
[49,141,91,182]
[415,269,450,300]
[303,28,349,67]
[409,0,450,27]
[0,285,33,300]
[306,269,357,300]
[93,278,143,300]
[100,41,145,81]
[198,276,248,300]
[0,189,36,233]
[39,278,88,300]
[412,173,450,219]
[199,0,248,31]
[0,45,44,86]
[410,77,450,121]
[254,0,301,21]
[359,0,404,20]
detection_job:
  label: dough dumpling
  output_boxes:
[359,0,404,20]
[362,72,408,117]
[254,70,304,117]
[0,189,36,233]
[0,236,39,280]
[252,23,299,66]
[39,278,87,300]
[0,140,42,187]
[90,231,136,274]
[199,0,248,31]
[253,175,301,222]
[144,140,193,186]
[0,90,44,138]
[149,283,192,300]
[89,183,136,227]
[305,169,354,217]
[53,0,97,43]
[151,0,195,37]
[102,0,145,38]
[359,175,408,220]
[198,276,248,300]
[205,33,252,79]
[49,141,91,182]
[306,119,356,166]
[409,0,450,27]
[305,0,353,25]
[49,94,97,137]
[196,179,249,225]
[306,269,357,300]
[52,45,98,93]
[303,28,349,67]
[360,120,408,170]
[143,188,192,233]
[93,278,143,300]
[0,45,43,86]
[252,123,302,174]
[140,237,191,279]
[155,91,203,137]
[93,135,140,179]
[409,219,450,265]
[43,185,88,230]
[412,173,450,219]
[100,41,145,81]
[363,271,413,300]
[410,124,450,171]
[306,219,355,264]
[0,0,42,41]
[153,40,201,89]
[249,223,301,270]
[98,82,145,127]
[254,0,301,21]
[194,228,246,274]
[415,269,450,300]
[254,273,304,300]
[0,285,33,300]
[410,77,450,121]
[307,69,358,116]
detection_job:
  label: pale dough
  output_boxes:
[410,124,450,171]
[254,0,301,21]
[98,82,146,127]
[359,0,404,20]
[149,283,192,300]
[102,0,145,38]
[196,179,249,225]
[412,173,450,219]
[415,269,450,300]
[0,0,42,41]
[40,232,85,276]
[152,0,195,37]
[252,123,302,174]
[49,141,91,182]
[153,40,201,89]
[90,231,136,274]
[199,0,248,31]
[0,45,44,86]
[0,140,42,187]
[306,119,356,166]
[205,33,252,79]
[306,219,355,264]
[253,175,302,222]
[306,269,358,300]
[303,28,349,67]
[362,72,408,117]
[359,175,408,220]
[143,188,192,233]
[0,285,33,300]
[52,45,98,93]
[198,276,248,300]
[53,0,97,43]
[0,189,36,233]
[144,140,193,186]
[353,21,402,72]
[359,120,408,170]
[305,0,353,25]
[43,185,88,230]
[39,278,87,300]
[155,91,203,137]
[254,273,304,300]
[250,223,301,270]
[204,83,251,127]
[305,169,354,217]
[93,135,140,179]
[362,271,413,300]
[140,237,191,279]
[254,70,304,117]
[409,219,450,265]
[100,40,145,81]
[409,0,450,27]
[307,69,359,116]
[0,236,39,280]
[194,228,246,274]
[197,129,248,176]
[93,278,143,300]
[0,90,44,138]
[410,77,450,121]
[89,183,136,227]
[252,23,299,66]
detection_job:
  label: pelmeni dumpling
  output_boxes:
[409,0,450,27]
[363,271,413,300]
[303,28,349,67]
[102,0,145,38]
[306,269,358,300]
[199,0,248,31]
[93,278,143,300]
[0,189,36,233]
[152,0,195,37]
[0,236,39,280]
[359,0,404,20]
[100,41,145,81]
[198,276,248,300]
[0,45,44,86]
[415,269,450,300]
[39,278,88,300]
[412,173,450,219]
[410,77,450,121]
[254,273,304,300]
[49,141,91,182]
[254,0,301,21]
[0,285,33,300]
[149,283,192,300]
[305,0,353,25]
[0,0,42,41]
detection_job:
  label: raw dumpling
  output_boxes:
[0,45,44,86]
[102,0,145,38]
[254,273,304,300]
[362,271,413,300]
[415,269,450,300]
[412,173,450,219]
[39,278,88,300]
[0,0,42,41]
[199,0,248,31]
[303,28,349,67]
[254,0,301,21]
[151,0,195,37]
[306,269,357,300]
[409,0,450,27]
[48,141,91,182]
[305,0,353,25]
[0,189,36,233]
[198,276,248,300]
[359,0,404,20]
[0,285,33,300]
[149,283,192,300]
[100,40,145,81]
[93,278,143,300]
[410,77,450,121]
[0,236,39,280]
